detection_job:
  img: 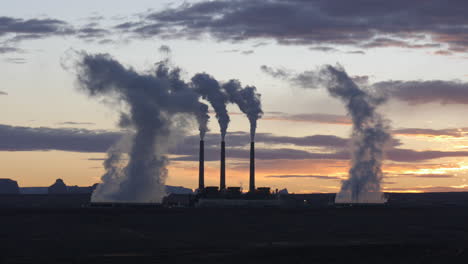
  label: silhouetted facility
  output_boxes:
[220,140,226,190]
[250,141,255,192]
[199,140,205,190]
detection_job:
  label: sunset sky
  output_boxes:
[3,0,468,193]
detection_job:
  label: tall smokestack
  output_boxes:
[220,141,226,190]
[249,141,255,192]
[199,140,204,190]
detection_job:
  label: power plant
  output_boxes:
[196,137,281,208]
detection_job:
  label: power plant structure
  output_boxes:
[196,138,281,208]
[198,140,205,190]
[220,141,226,190]
[249,141,255,193]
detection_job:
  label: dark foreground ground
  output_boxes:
[1,193,468,263]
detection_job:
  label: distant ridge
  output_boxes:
[19,185,193,195]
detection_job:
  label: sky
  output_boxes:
[3,0,468,193]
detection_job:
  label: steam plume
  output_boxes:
[75,52,208,203]
[192,73,230,140]
[223,80,263,141]
[262,64,390,203]
[320,66,390,203]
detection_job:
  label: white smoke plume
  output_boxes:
[262,64,390,203]
[192,73,230,140]
[222,80,263,141]
[75,52,209,203]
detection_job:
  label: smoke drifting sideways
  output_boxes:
[74,52,209,203]
[262,65,390,203]
[192,74,230,141]
[223,80,263,141]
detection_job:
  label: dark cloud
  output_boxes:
[374,80,468,105]
[386,148,468,162]
[260,65,323,90]
[0,16,112,49]
[252,42,268,47]
[434,50,453,56]
[0,124,120,152]
[393,128,464,138]
[264,112,351,125]
[77,26,109,40]
[3,124,468,163]
[221,49,254,55]
[56,121,96,126]
[308,47,365,55]
[386,186,468,192]
[4,58,26,64]
[260,65,290,79]
[346,50,365,55]
[171,145,349,162]
[262,65,468,106]
[121,0,468,53]
[265,175,342,180]
[361,37,441,49]
[394,173,455,178]
[0,46,22,54]
[0,91,7,95]
[98,39,114,45]
[158,45,171,54]
[114,21,144,30]
[309,46,339,52]
[0,16,73,37]
[178,131,350,149]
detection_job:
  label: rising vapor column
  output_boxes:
[220,141,226,190]
[249,141,255,193]
[199,140,205,190]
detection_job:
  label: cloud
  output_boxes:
[0,16,73,38]
[265,174,342,180]
[385,185,468,193]
[120,0,468,53]
[309,46,340,52]
[4,58,26,64]
[221,49,254,55]
[178,131,351,149]
[361,37,441,49]
[374,80,468,105]
[158,44,171,54]
[0,16,111,50]
[262,65,468,106]
[171,144,349,162]
[0,91,7,95]
[346,50,365,55]
[263,112,351,125]
[3,124,468,163]
[0,124,120,152]
[77,26,109,40]
[393,128,465,138]
[386,148,468,162]
[391,173,455,178]
[56,121,95,126]
[309,46,365,55]
[0,46,22,54]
